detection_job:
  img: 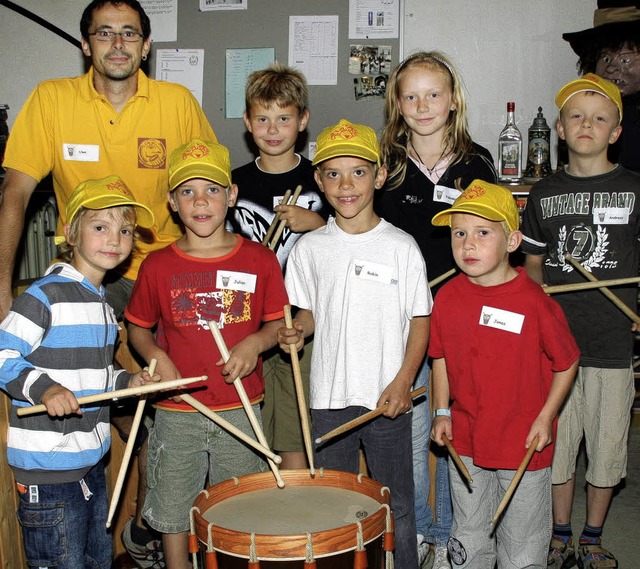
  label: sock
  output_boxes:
[579,524,603,545]
[130,520,157,546]
[552,523,573,543]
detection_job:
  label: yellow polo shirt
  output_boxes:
[4,68,217,280]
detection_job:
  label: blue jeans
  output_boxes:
[412,359,453,547]
[17,463,112,569]
[312,407,417,568]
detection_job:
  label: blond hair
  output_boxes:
[245,63,309,116]
[381,51,475,190]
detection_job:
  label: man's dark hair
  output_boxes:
[80,0,151,40]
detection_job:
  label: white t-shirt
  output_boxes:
[285,217,432,410]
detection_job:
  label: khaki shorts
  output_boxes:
[261,339,313,452]
[552,366,634,487]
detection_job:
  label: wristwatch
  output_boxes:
[432,408,451,419]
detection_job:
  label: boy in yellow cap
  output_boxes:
[0,175,158,568]
[429,179,579,569]
[125,138,288,568]
[278,119,431,568]
[522,74,640,569]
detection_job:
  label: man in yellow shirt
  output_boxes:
[0,2,216,567]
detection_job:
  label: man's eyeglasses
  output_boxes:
[88,30,144,43]
[599,51,640,68]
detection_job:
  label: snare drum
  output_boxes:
[189,469,394,567]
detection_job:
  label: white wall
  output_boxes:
[403,0,597,167]
[0,1,85,129]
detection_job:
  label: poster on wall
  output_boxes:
[349,0,398,39]
[225,48,275,118]
[288,15,339,86]
[156,49,205,105]
[349,44,391,100]
[199,0,247,11]
[140,0,177,42]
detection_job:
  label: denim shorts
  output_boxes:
[16,463,111,569]
[143,407,267,533]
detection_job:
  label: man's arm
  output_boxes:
[0,169,38,319]
[524,253,545,285]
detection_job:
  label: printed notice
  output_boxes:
[156,49,205,105]
[225,48,275,118]
[289,15,338,86]
[349,0,398,39]
[140,0,177,42]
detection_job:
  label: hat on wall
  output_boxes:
[168,138,232,191]
[555,73,623,120]
[432,179,520,232]
[563,1,640,57]
[312,119,380,166]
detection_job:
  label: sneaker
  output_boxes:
[548,537,577,569]
[576,543,618,569]
[433,545,452,569]
[418,541,432,568]
[122,518,165,569]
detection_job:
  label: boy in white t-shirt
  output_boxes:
[278,119,432,568]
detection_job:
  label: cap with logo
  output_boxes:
[431,179,520,232]
[312,119,380,166]
[55,175,154,244]
[555,73,623,121]
[168,138,232,191]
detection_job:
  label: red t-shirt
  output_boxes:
[125,236,288,411]
[428,268,579,470]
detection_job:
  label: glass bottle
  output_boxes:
[498,102,522,183]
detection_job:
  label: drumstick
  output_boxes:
[269,185,303,252]
[208,321,285,488]
[490,435,539,528]
[106,358,157,528]
[545,276,640,295]
[442,434,473,485]
[262,189,292,246]
[429,267,457,289]
[17,375,207,417]
[564,254,640,325]
[283,305,315,475]
[179,393,281,463]
[315,386,427,445]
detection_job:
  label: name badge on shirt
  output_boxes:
[433,185,461,205]
[352,259,395,284]
[63,143,100,162]
[592,207,629,225]
[217,271,256,293]
[479,306,524,334]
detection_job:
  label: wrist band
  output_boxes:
[433,407,451,419]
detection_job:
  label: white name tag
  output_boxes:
[217,271,256,293]
[352,259,395,284]
[479,305,524,334]
[63,143,100,162]
[433,185,461,205]
[592,207,629,225]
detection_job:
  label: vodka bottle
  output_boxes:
[497,102,522,183]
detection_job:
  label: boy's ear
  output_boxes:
[243,112,252,133]
[610,124,622,144]
[63,223,74,245]
[298,109,310,132]
[556,119,566,141]
[507,230,523,253]
[227,184,239,207]
[374,165,388,189]
[314,169,325,193]
[167,190,178,212]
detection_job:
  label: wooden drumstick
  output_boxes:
[545,276,640,295]
[17,375,207,417]
[179,393,281,463]
[208,321,286,488]
[442,434,473,485]
[106,358,157,528]
[429,267,457,289]
[490,435,539,528]
[564,254,640,325]
[269,185,303,252]
[283,305,315,475]
[262,189,292,246]
[315,386,427,445]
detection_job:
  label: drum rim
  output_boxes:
[192,468,391,561]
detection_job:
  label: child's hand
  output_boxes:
[277,320,304,352]
[152,356,184,403]
[527,415,553,451]
[127,369,161,389]
[430,417,453,446]
[41,384,81,417]
[216,336,260,384]
[273,204,325,234]
[376,379,412,418]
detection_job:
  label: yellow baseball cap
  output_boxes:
[55,175,154,244]
[432,179,520,232]
[168,138,231,191]
[555,73,623,121]
[312,119,380,166]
